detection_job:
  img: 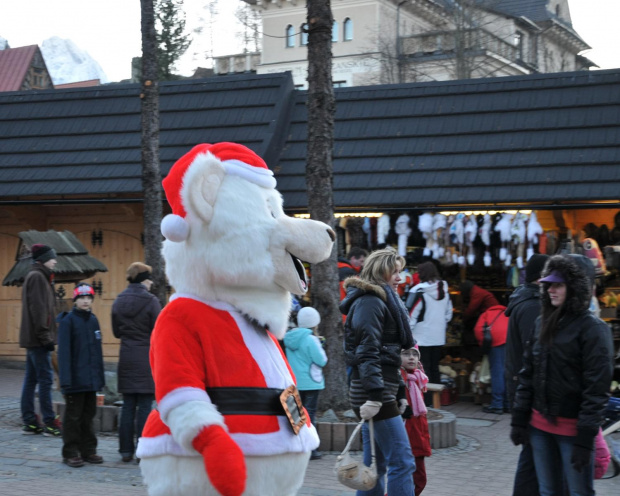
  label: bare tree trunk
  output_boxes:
[140,0,166,306]
[306,0,348,411]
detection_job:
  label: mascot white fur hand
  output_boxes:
[136,143,334,496]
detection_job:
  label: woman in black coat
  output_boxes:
[510,254,613,495]
[340,248,416,496]
[112,262,161,463]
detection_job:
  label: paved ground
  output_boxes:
[0,366,618,496]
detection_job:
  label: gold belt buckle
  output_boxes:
[279,385,307,435]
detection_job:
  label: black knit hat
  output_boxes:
[525,254,549,283]
[31,244,57,264]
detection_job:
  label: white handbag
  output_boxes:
[334,419,378,491]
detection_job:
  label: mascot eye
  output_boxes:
[268,205,277,219]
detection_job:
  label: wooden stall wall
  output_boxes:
[0,203,146,362]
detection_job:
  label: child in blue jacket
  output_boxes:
[57,283,105,468]
[283,306,327,460]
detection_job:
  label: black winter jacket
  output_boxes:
[512,255,614,449]
[340,278,407,420]
[111,283,161,394]
[57,308,105,394]
[504,283,541,405]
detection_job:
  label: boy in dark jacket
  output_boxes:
[57,283,105,468]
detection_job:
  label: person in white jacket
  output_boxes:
[406,262,453,405]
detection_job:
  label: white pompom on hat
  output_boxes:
[296,307,321,329]
[161,142,276,242]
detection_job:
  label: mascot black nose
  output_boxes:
[327,228,336,242]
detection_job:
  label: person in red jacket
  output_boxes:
[474,305,509,414]
[460,280,500,323]
[400,347,432,496]
[337,247,367,300]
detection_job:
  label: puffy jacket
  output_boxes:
[474,305,509,347]
[19,264,57,349]
[512,255,614,450]
[57,308,105,394]
[112,283,161,394]
[340,277,408,420]
[504,283,541,403]
[407,280,453,346]
[283,327,327,391]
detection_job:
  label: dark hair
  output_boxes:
[417,262,439,283]
[346,247,368,260]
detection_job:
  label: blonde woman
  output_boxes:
[341,249,416,496]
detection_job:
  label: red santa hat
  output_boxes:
[161,142,276,242]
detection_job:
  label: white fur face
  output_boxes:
[162,152,334,336]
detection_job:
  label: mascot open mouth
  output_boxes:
[291,253,308,293]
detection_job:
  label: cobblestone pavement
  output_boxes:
[1,367,618,496]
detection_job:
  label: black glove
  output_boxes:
[510,425,528,446]
[570,444,592,473]
[43,342,55,352]
[401,405,413,419]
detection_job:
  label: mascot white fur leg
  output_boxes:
[136,143,334,496]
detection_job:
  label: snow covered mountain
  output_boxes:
[40,37,108,85]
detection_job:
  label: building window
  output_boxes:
[343,18,353,41]
[514,31,523,59]
[333,80,347,88]
[286,25,295,48]
[332,21,339,42]
[300,23,308,46]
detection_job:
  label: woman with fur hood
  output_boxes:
[406,262,452,406]
[510,254,614,496]
[341,249,416,496]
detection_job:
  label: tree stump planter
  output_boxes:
[316,408,457,451]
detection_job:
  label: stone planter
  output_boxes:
[316,408,457,452]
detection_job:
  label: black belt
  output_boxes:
[206,387,285,416]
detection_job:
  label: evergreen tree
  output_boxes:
[155,0,191,80]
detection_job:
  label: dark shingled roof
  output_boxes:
[0,73,294,199]
[0,69,619,212]
[2,230,108,286]
[277,69,620,210]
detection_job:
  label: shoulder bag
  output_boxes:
[334,419,378,491]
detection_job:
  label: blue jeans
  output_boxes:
[358,415,416,496]
[300,389,320,425]
[489,344,508,410]
[21,347,55,425]
[119,393,154,457]
[513,441,540,496]
[529,426,594,496]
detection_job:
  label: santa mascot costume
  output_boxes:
[136,143,335,496]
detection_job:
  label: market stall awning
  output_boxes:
[2,230,108,286]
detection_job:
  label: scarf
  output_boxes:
[382,284,415,350]
[407,369,428,417]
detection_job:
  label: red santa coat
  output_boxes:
[137,295,318,458]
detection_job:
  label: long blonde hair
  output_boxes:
[359,249,404,286]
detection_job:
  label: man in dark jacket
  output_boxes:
[112,262,161,462]
[19,244,60,436]
[503,253,548,496]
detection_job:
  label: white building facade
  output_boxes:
[214,0,592,88]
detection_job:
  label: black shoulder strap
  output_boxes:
[407,291,426,322]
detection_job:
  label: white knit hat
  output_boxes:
[296,307,321,329]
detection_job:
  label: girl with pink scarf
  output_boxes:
[400,348,432,496]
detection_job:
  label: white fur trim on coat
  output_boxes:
[158,387,213,423]
[167,400,227,453]
[222,159,276,189]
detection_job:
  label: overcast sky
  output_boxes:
[0,0,618,83]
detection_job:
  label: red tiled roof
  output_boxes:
[55,79,101,89]
[0,45,37,92]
